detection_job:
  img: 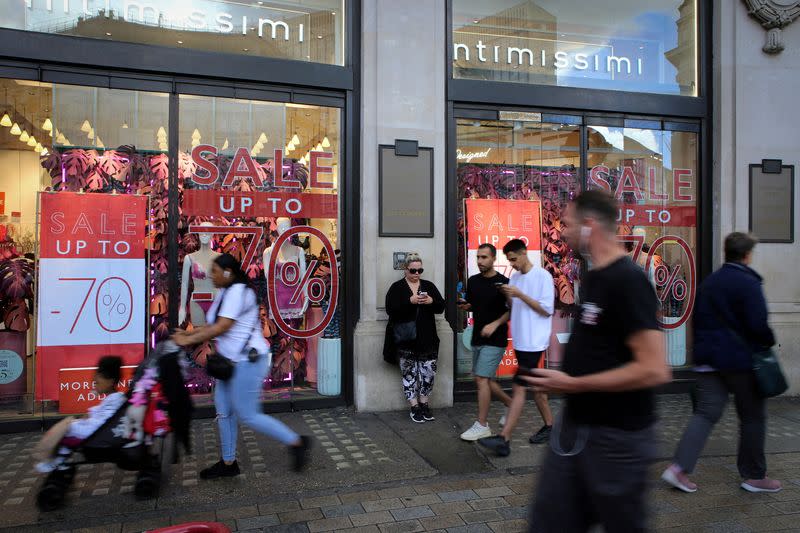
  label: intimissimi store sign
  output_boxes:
[8,0,345,64]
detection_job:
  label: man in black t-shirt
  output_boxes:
[522,190,670,532]
[458,243,513,442]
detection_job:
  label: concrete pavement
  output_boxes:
[2,395,800,532]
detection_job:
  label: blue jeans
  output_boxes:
[214,353,299,462]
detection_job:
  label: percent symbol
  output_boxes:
[279,260,327,305]
[654,264,687,302]
[102,293,128,316]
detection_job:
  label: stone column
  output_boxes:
[355,0,452,411]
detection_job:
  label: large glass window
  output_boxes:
[0,77,343,420]
[587,124,698,366]
[178,95,342,405]
[0,79,169,417]
[3,0,345,65]
[455,115,699,383]
[452,0,697,96]
[455,117,581,381]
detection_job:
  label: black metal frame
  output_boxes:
[446,0,714,395]
[749,164,795,244]
[378,144,436,238]
[0,1,361,429]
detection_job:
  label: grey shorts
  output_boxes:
[472,345,506,378]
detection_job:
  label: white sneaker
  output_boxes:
[460,421,492,441]
[499,408,509,427]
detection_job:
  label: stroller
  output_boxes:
[36,341,193,512]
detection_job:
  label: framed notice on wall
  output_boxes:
[749,163,794,243]
[379,143,434,237]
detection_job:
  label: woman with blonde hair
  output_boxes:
[383,253,445,423]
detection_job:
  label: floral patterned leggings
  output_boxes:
[399,356,437,402]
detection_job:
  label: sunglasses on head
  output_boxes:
[408,268,424,274]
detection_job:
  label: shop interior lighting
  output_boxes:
[221,138,229,150]
[10,122,21,135]
[56,132,66,144]
[286,142,294,152]
[19,130,29,142]
[258,132,268,144]
[42,117,52,132]
[81,119,91,132]
[322,136,331,148]
[315,142,323,151]
[96,136,104,149]
[157,126,167,138]
[291,133,300,145]
[121,121,129,129]
[34,143,42,153]
[41,148,49,156]
[27,135,37,147]
[0,113,11,127]
[87,127,95,140]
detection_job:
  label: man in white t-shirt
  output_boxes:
[478,239,554,457]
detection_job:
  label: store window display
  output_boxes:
[178,95,342,403]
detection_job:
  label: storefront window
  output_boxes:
[0,79,169,417]
[3,0,345,65]
[587,124,698,367]
[178,95,341,404]
[456,117,581,381]
[452,0,697,96]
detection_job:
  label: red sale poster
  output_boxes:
[464,199,544,377]
[36,193,147,411]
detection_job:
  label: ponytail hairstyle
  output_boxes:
[213,253,250,286]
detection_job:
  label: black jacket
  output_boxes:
[694,262,775,370]
[383,278,445,362]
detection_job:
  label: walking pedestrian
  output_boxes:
[458,243,513,441]
[173,253,311,479]
[662,232,781,494]
[477,239,554,457]
[523,190,671,532]
[384,253,446,423]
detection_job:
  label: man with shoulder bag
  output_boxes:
[662,232,785,494]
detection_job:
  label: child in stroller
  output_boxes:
[35,341,193,512]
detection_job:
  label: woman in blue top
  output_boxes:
[174,253,311,479]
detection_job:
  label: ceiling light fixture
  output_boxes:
[221,138,229,150]
[121,121,129,129]
[81,120,91,132]
[291,133,300,145]
[19,130,29,142]
[42,117,52,131]
[322,136,331,148]
[87,128,95,140]
[34,143,43,153]
[10,123,21,135]
[27,135,37,147]
[258,132,268,144]
[0,113,11,127]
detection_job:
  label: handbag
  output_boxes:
[392,319,417,344]
[711,302,788,398]
[205,286,260,381]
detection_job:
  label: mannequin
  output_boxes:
[179,222,221,326]
[263,217,308,319]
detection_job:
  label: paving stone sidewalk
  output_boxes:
[2,395,800,532]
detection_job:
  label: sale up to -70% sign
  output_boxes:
[37,192,147,405]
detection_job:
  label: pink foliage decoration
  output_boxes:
[456,163,581,312]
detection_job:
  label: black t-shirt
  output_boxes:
[562,257,660,430]
[466,272,509,348]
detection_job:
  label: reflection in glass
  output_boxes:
[452,0,697,96]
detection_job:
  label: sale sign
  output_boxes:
[464,199,544,377]
[37,193,147,406]
[58,366,136,414]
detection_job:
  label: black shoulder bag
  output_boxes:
[711,302,787,398]
[205,287,260,381]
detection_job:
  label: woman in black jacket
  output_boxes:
[384,253,445,423]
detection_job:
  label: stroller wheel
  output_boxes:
[37,465,76,512]
[135,468,161,499]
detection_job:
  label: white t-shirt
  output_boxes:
[207,283,269,362]
[509,266,555,352]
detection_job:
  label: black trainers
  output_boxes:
[199,459,240,479]
[291,436,312,472]
[419,403,435,421]
[477,435,511,457]
[529,425,553,444]
[410,405,426,423]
